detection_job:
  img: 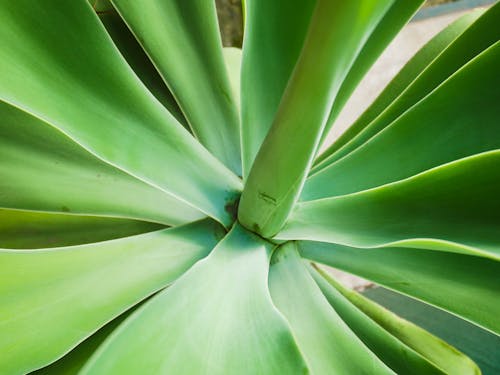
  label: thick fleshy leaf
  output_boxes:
[319,0,424,145]
[0,0,242,225]
[240,0,317,176]
[282,151,500,260]
[0,220,222,374]
[314,3,499,169]
[82,224,307,374]
[0,101,203,225]
[239,1,394,237]
[304,40,500,199]
[223,47,242,113]
[31,307,134,375]
[95,6,188,129]
[0,209,164,249]
[298,241,500,335]
[110,0,241,174]
[269,243,394,374]
[310,264,480,375]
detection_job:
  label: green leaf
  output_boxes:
[269,243,394,374]
[110,0,241,174]
[223,47,242,114]
[240,0,317,176]
[282,151,500,260]
[314,3,499,169]
[81,224,307,374]
[0,220,222,374]
[298,241,500,335]
[31,307,134,375]
[0,101,203,226]
[304,40,500,200]
[239,0,394,237]
[0,0,242,226]
[96,8,189,129]
[318,0,424,146]
[0,209,164,249]
[310,264,480,375]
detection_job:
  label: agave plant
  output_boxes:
[1,0,499,373]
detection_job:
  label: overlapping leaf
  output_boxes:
[0,209,163,249]
[299,241,500,335]
[282,151,500,260]
[304,40,500,199]
[110,0,241,174]
[81,224,307,374]
[315,2,499,170]
[269,243,394,374]
[239,0,394,237]
[0,0,241,226]
[310,265,480,375]
[0,220,222,374]
[0,101,203,225]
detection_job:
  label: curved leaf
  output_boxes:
[0,209,164,249]
[223,47,242,113]
[96,7,189,129]
[0,0,241,226]
[315,3,500,169]
[240,0,317,176]
[269,243,394,374]
[0,220,222,374]
[319,0,424,146]
[310,264,480,375]
[0,100,203,225]
[299,241,500,335]
[111,0,241,174]
[82,224,308,374]
[304,40,500,199]
[282,151,500,260]
[239,0,393,237]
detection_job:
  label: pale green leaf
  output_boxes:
[81,224,307,374]
[304,40,500,199]
[0,100,203,226]
[282,151,500,260]
[0,220,222,374]
[299,241,500,335]
[0,0,241,226]
[111,0,241,174]
[315,3,499,169]
[223,47,242,114]
[239,0,394,237]
[310,264,480,375]
[319,0,424,146]
[240,0,317,176]
[269,243,394,374]
[0,209,164,249]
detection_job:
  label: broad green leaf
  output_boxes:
[318,0,424,146]
[239,0,393,237]
[0,220,222,374]
[82,224,307,374]
[269,243,394,374]
[314,3,499,169]
[96,7,189,129]
[223,47,242,113]
[310,265,480,375]
[110,0,241,174]
[303,41,500,200]
[282,151,500,260]
[240,0,317,176]
[298,241,500,335]
[0,101,203,226]
[31,307,134,375]
[0,209,164,249]
[0,0,241,226]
